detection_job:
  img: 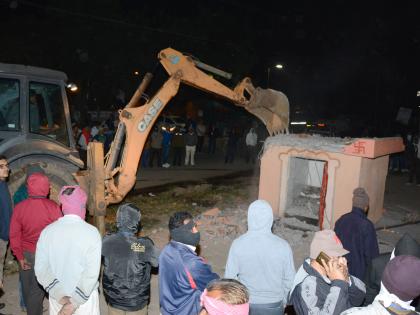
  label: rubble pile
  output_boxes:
[287,186,321,219]
[196,206,315,252]
[197,207,248,240]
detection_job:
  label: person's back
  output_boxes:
[10,173,61,260]
[35,186,101,315]
[159,212,219,315]
[11,197,61,251]
[334,188,379,279]
[172,132,185,148]
[10,173,61,315]
[151,130,163,149]
[225,200,295,314]
[38,214,100,293]
[342,255,420,315]
[185,130,198,146]
[102,204,159,314]
[364,233,420,310]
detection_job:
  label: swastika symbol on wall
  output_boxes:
[352,141,366,154]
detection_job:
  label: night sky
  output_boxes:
[1,0,419,135]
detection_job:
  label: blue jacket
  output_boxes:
[0,181,12,241]
[334,207,379,280]
[159,241,219,315]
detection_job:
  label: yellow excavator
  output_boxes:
[75,47,290,235]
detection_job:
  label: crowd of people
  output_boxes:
[141,121,258,169]
[73,112,262,170]
[0,153,420,315]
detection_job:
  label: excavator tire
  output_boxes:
[8,156,78,202]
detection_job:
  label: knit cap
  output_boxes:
[59,186,87,219]
[310,229,349,259]
[382,255,420,302]
[352,187,369,209]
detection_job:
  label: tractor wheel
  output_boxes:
[8,156,79,202]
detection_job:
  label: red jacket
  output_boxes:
[10,173,62,261]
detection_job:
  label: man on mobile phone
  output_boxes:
[289,230,366,315]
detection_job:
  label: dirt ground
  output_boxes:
[1,165,419,314]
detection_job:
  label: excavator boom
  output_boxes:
[75,48,290,235]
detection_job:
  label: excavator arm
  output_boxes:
[75,47,289,235]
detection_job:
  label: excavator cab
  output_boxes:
[0,63,83,198]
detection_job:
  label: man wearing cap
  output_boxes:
[9,173,62,315]
[102,203,160,315]
[225,200,295,314]
[159,211,219,315]
[342,255,420,315]
[35,186,102,315]
[364,233,420,310]
[334,187,379,280]
[289,230,366,315]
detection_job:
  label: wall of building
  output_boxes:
[258,145,389,228]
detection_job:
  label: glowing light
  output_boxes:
[66,83,78,92]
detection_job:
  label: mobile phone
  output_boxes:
[316,251,330,266]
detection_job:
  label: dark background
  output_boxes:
[1,0,420,136]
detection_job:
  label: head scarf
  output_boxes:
[59,186,87,219]
[200,289,249,315]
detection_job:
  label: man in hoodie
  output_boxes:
[13,164,45,205]
[159,211,219,315]
[9,173,62,315]
[245,128,258,164]
[225,200,295,314]
[342,255,420,315]
[35,186,102,315]
[102,203,160,315]
[364,233,420,310]
[334,187,379,280]
[0,155,11,311]
[289,230,366,315]
[12,164,45,312]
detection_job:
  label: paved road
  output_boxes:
[134,151,258,190]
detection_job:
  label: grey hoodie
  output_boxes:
[224,200,296,305]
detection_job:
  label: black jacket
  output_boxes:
[334,207,379,280]
[102,232,159,311]
[364,234,420,310]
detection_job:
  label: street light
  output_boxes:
[267,64,284,88]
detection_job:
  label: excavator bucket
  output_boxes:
[244,87,290,136]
